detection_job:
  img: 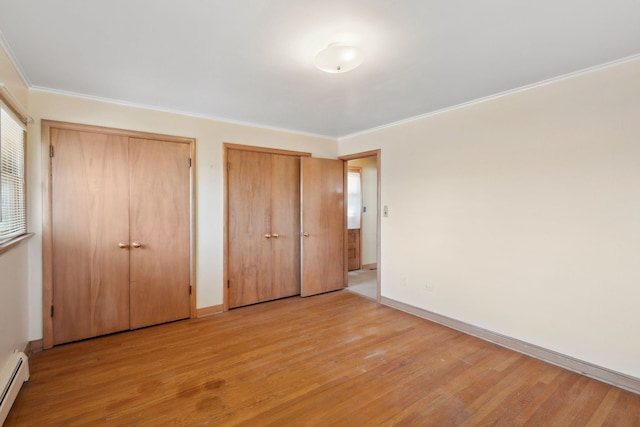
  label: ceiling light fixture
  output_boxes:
[314,43,364,74]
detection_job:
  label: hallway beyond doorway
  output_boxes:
[347,269,377,300]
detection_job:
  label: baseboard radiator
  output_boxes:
[0,351,30,425]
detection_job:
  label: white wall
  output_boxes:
[0,244,29,360]
[348,157,377,266]
[0,45,30,366]
[26,90,337,341]
[339,58,640,379]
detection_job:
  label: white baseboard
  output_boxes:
[381,297,640,395]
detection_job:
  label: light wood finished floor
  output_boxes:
[7,291,640,426]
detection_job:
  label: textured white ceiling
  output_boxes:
[1,0,639,138]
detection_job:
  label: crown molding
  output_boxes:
[30,86,337,141]
[0,29,31,87]
[0,83,33,124]
[2,31,334,140]
[339,53,640,141]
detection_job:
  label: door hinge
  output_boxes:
[189,285,192,295]
[188,158,192,168]
[51,305,54,317]
[227,280,230,289]
[49,145,54,158]
[227,162,230,171]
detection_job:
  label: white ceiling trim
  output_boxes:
[29,85,337,141]
[0,28,31,88]
[0,83,32,123]
[338,53,640,142]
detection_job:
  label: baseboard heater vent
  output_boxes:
[0,351,30,425]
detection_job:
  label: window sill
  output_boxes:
[0,233,34,256]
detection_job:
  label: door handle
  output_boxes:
[271,233,279,238]
[264,233,272,238]
[118,242,129,249]
[132,241,143,248]
[303,232,310,237]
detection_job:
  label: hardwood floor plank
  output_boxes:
[381,352,525,425]
[238,333,484,425]
[614,390,640,426]
[455,357,553,426]
[6,291,640,426]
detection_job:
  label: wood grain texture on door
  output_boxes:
[228,150,273,308]
[270,154,301,299]
[301,157,345,296]
[51,129,130,345]
[128,138,191,329]
[227,150,302,308]
[347,228,361,271]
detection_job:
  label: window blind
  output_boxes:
[0,104,26,244]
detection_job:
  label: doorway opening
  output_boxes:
[340,150,381,302]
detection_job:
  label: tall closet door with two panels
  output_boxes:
[227,148,347,308]
[49,124,191,346]
[227,149,301,308]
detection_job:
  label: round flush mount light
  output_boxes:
[314,43,364,73]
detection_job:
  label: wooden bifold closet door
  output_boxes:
[226,147,346,309]
[300,157,345,296]
[48,124,191,346]
[128,138,191,329]
[51,129,130,343]
[227,149,301,308]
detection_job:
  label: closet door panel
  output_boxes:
[228,150,273,308]
[301,157,345,296]
[51,129,130,344]
[270,154,301,299]
[129,138,191,328]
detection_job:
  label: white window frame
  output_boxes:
[0,85,31,253]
